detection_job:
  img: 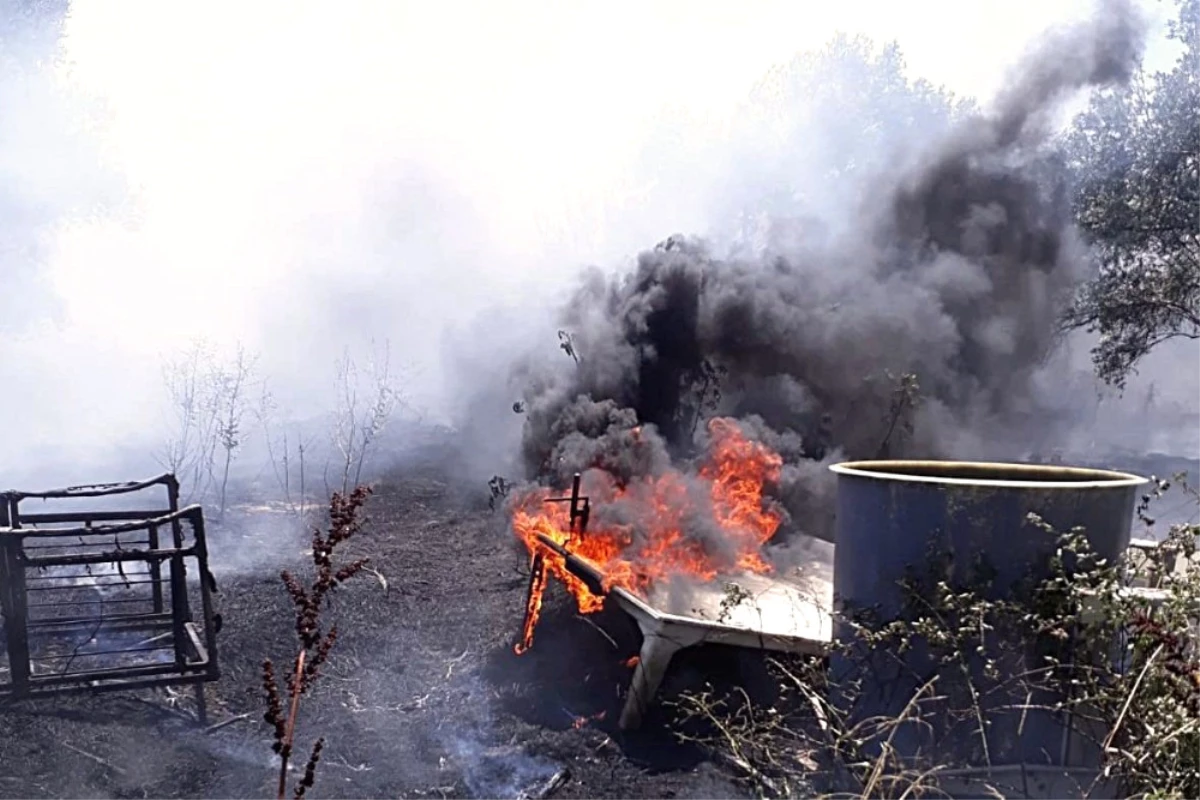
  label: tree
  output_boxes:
[330,340,400,496]
[718,34,977,249]
[1062,0,1199,388]
[157,339,259,516]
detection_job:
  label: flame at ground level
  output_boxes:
[512,417,784,654]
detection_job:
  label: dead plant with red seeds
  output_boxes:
[261,485,372,800]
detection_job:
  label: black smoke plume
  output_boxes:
[512,0,1145,544]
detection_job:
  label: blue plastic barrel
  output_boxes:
[828,460,1147,768]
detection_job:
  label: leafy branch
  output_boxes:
[671,482,1200,799]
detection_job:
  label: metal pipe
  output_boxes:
[25,578,159,590]
[22,547,196,569]
[189,513,220,681]
[22,541,156,551]
[0,672,211,701]
[16,510,173,524]
[1,473,177,501]
[148,522,164,613]
[23,658,209,686]
[3,496,31,691]
[27,597,150,609]
[25,612,174,631]
[532,533,607,598]
[0,505,203,539]
[35,644,175,661]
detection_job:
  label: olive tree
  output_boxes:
[1062,0,1199,388]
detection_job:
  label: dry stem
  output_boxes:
[261,486,373,800]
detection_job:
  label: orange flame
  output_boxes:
[571,709,607,729]
[512,417,783,653]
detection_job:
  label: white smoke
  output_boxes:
[0,0,1192,493]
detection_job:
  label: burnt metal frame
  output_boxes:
[521,473,596,633]
[0,474,220,723]
[517,472,833,728]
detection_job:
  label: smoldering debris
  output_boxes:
[436,674,567,800]
[512,0,1147,545]
[448,739,562,800]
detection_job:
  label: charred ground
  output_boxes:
[0,459,767,800]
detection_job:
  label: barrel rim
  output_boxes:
[829,459,1149,489]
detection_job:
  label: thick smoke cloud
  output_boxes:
[514,0,1148,543]
[0,0,1188,500]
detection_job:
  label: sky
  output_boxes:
[0,0,1190,480]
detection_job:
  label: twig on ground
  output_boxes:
[575,614,618,649]
[363,565,390,595]
[331,754,373,772]
[518,767,571,800]
[714,750,784,798]
[120,695,196,722]
[60,742,126,775]
[445,649,469,680]
[400,692,433,712]
[1103,643,1164,753]
[204,712,253,735]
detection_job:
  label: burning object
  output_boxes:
[511,418,832,728]
[0,474,220,721]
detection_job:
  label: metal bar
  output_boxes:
[26,573,152,583]
[27,612,174,631]
[22,542,157,554]
[169,556,188,668]
[4,497,31,691]
[1,474,176,501]
[518,550,547,651]
[544,473,590,531]
[0,499,26,693]
[0,671,212,700]
[23,547,195,569]
[17,510,174,524]
[194,683,208,726]
[20,657,209,687]
[25,578,158,590]
[167,480,192,617]
[147,522,164,613]
[27,597,150,609]
[184,621,208,664]
[532,532,608,598]
[190,514,220,682]
[27,599,148,614]
[0,505,202,539]
[34,645,175,661]
[25,537,155,555]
